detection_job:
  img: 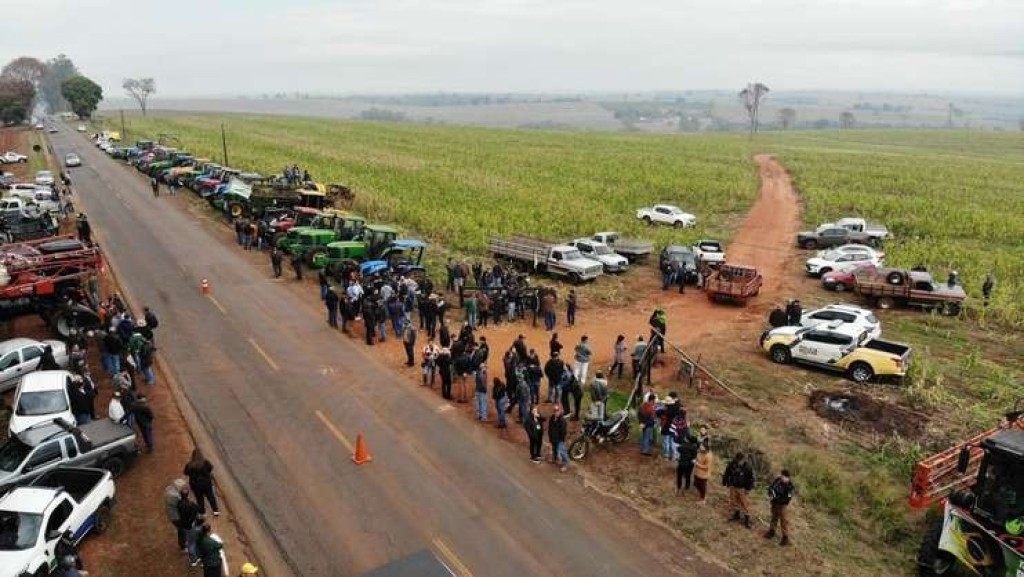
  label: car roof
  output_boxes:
[552,244,580,251]
[821,304,870,314]
[18,370,72,392]
[0,338,42,354]
[0,487,57,514]
[808,322,865,337]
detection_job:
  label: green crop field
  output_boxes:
[93,113,1024,575]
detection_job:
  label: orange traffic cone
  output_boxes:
[200,278,210,295]
[352,433,373,465]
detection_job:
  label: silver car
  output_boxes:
[65,153,81,167]
[0,338,69,393]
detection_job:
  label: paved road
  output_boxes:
[49,128,731,577]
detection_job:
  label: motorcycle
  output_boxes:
[568,409,631,461]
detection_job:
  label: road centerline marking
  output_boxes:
[206,294,228,315]
[247,337,280,371]
[433,537,474,577]
[315,410,355,453]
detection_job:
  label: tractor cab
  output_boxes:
[315,210,366,241]
[359,239,427,278]
[973,431,1024,530]
[363,225,399,260]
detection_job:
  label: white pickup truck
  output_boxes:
[636,204,697,228]
[0,467,115,577]
[568,238,629,273]
[819,218,889,242]
[691,239,726,266]
[0,194,60,216]
[0,152,28,165]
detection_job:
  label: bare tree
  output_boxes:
[123,78,156,116]
[840,111,855,130]
[777,107,797,130]
[739,82,770,138]
[1,57,47,86]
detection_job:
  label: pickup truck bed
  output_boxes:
[863,339,910,356]
[78,419,134,450]
[30,467,108,503]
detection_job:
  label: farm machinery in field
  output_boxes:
[911,401,1024,577]
[0,235,105,337]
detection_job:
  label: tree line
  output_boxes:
[0,55,103,123]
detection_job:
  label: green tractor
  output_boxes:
[314,224,399,271]
[913,403,1024,576]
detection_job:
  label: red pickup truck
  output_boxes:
[854,267,966,315]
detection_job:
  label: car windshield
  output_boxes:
[562,249,584,260]
[0,438,31,472]
[0,511,42,550]
[593,245,612,255]
[36,171,51,177]
[17,391,68,416]
[699,243,722,252]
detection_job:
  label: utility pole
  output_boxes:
[221,123,230,166]
[120,109,127,143]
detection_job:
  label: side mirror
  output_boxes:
[957,446,971,474]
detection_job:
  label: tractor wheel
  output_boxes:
[917,518,957,576]
[769,345,791,364]
[307,247,327,267]
[848,362,875,384]
[229,202,246,218]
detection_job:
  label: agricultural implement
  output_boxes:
[217,180,353,219]
[0,235,105,337]
[912,400,1024,576]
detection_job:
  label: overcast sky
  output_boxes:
[2,0,1022,96]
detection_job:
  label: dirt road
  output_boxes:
[47,128,733,576]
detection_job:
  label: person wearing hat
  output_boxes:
[765,469,796,546]
[659,392,681,460]
[240,562,261,576]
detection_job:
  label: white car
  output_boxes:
[805,248,883,276]
[636,204,697,228]
[0,338,69,394]
[33,171,54,187]
[800,304,881,341]
[64,153,81,168]
[816,244,883,259]
[9,371,75,436]
[76,125,87,133]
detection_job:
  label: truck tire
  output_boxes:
[673,220,685,229]
[917,518,956,576]
[802,239,817,249]
[944,302,962,317]
[848,362,874,384]
[642,216,652,225]
[887,271,904,285]
[817,267,832,276]
[101,456,126,478]
[94,502,113,535]
[568,272,582,285]
[769,345,791,364]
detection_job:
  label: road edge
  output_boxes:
[75,146,294,577]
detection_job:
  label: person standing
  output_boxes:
[638,393,657,456]
[540,289,556,331]
[374,297,389,342]
[649,309,667,353]
[982,273,995,307]
[492,377,508,428]
[464,292,478,329]
[589,372,609,421]
[422,339,440,387]
[573,335,592,383]
[402,322,417,367]
[318,269,330,301]
[270,247,283,278]
[515,370,530,424]
[676,435,700,493]
[133,395,155,453]
[544,351,565,404]
[177,485,203,565]
[150,175,160,197]
[184,449,220,516]
[164,479,188,552]
[693,443,713,504]
[362,297,377,345]
[659,392,681,460]
[548,404,569,471]
[723,452,755,528]
[69,376,92,425]
[290,251,303,281]
[631,335,647,380]
[196,524,224,577]
[102,330,123,376]
[525,349,542,406]
[765,470,796,546]
[566,289,577,326]
[786,299,802,326]
[524,404,544,463]
[609,335,627,379]
[549,332,564,359]
[437,347,453,400]
[474,364,489,421]
[325,285,339,328]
